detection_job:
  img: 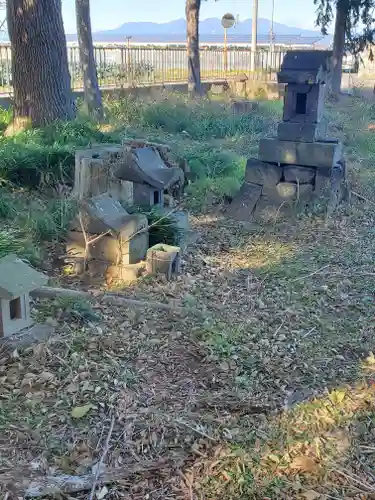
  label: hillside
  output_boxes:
[65,17,330,44]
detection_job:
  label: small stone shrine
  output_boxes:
[0,254,47,337]
[66,194,148,280]
[115,146,184,208]
[228,50,347,223]
[73,143,185,210]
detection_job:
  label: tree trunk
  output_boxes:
[331,0,349,93]
[186,0,203,96]
[75,0,103,120]
[6,0,75,127]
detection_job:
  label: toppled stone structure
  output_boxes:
[228,50,347,223]
[73,142,185,210]
[66,194,148,280]
[115,146,184,208]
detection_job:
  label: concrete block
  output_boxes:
[245,158,282,186]
[277,122,325,142]
[283,165,316,184]
[226,182,262,222]
[253,192,311,223]
[258,138,342,168]
[146,244,181,280]
[252,196,292,223]
[263,182,313,202]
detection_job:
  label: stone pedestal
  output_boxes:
[227,50,347,223]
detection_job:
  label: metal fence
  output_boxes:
[0,44,289,94]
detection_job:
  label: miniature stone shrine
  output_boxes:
[228,50,347,223]
[146,244,182,280]
[66,193,148,280]
[0,254,48,337]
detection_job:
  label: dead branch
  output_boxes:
[290,264,331,282]
[31,286,205,317]
[22,458,177,497]
[175,419,217,442]
[88,415,115,500]
[351,190,375,207]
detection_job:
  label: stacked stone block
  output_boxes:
[228,50,347,223]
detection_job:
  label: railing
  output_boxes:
[0,44,290,94]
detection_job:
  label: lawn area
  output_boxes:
[1,92,375,499]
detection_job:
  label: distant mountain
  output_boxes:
[96,17,321,37]
[65,17,329,44]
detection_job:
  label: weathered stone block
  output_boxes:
[253,192,311,223]
[227,182,262,222]
[258,138,342,168]
[245,158,282,186]
[277,122,325,142]
[263,182,313,202]
[231,99,259,115]
[146,244,181,280]
[283,165,316,184]
[252,196,291,223]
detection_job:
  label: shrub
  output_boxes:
[126,205,183,246]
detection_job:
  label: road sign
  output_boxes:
[221,13,235,29]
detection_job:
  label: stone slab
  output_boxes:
[253,193,311,223]
[252,196,292,223]
[263,182,313,202]
[227,182,262,222]
[277,122,325,143]
[0,324,55,350]
[245,158,282,187]
[258,138,343,168]
[283,165,316,183]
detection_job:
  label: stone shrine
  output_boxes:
[66,194,148,280]
[0,254,47,337]
[228,50,347,223]
[73,143,185,210]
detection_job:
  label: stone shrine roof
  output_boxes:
[0,254,47,300]
[76,194,146,235]
[115,147,184,190]
[278,50,333,84]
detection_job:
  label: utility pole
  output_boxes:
[251,0,258,72]
[270,0,275,70]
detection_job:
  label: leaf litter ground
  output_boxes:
[2,95,375,499]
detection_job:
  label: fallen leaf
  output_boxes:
[290,456,318,473]
[329,389,346,405]
[267,453,280,463]
[302,490,321,500]
[71,404,94,419]
[96,485,108,499]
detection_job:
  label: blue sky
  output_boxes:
[61,0,322,33]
